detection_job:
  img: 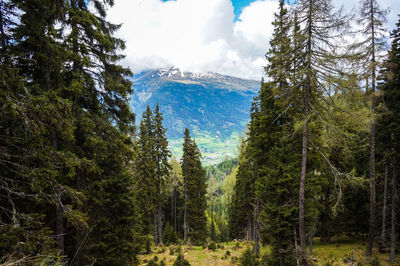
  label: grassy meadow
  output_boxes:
[138,238,400,266]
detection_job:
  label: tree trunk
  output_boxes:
[74,171,84,266]
[247,215,254,241]
[380,166,388,250]
[56,205,64,254]
[157,204,163,246]
[171,186,174,227]
[390,161,397,262]
[320,188,331,244]
[52,133,64,255]
[367,0,377,257]
[367,113,376,258]
[153,211,159,245]
[299,3,312,261]
[294,227,301,266]
[74,229,84,266]
[228,200,231,240]
[308,225,317,256]
[253,197,260,256]
[299,119,308,263]
[184,183,188,244]
[320,213,331,244]
[211,202,215,240]
[174,188,177,233]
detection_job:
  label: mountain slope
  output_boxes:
[130,68,259,164]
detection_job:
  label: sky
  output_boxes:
[107,0,400,81]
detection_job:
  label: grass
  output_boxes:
[311,237,398,265]
[139,239,399,265]
[139,241,248,266]
[168,132,240,165]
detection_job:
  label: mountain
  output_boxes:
[130,67,260,164]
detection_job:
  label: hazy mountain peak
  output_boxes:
[143,67,222,80]
[131,69,260,164]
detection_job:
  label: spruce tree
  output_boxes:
[135,104,171,246]
[0,1,63,261]
[255,82,301,265]
[0,0,142,264]
[60,1,140,263]
[9,0,78,258]
[153,103,171,245]
[244,1,300,262]
[181,128,207,244]
[136,105,157,237]
[354,0,389,257]
[377,15,400,262]
[230,139,255,240]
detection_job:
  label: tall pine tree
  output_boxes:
[181,128,207,245]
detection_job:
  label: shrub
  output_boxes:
[234,241,241,250]
[163,223,178,245]
[146,256,167,266]
[173,253,190,266]
[208,241,217,251]
[222,250,231,260]
[146,256,158,266]
[176,245,182,254]
[145,235,152,254]
[370,256,381,266]
[240,248,259,266]
[231,256,239,264]
[157,248,166,254]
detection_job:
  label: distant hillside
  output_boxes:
[130,68,259,164]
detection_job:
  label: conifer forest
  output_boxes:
[1,0,400,265]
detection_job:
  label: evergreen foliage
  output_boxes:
[0,0,141,264]
[181,128,207,245]
[230,139,255,240]
[376,15,400,262]
[1,0,400,263]
[173,252,191,266]
[353,0,389,257]
[163,222,179,246]
[239,248,259,266]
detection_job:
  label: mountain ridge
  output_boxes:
[130,67,260,164]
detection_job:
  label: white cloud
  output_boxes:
[107,0,278,80]
[107,0,400,80]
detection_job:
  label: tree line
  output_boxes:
[2,0,400,265]
[0,0,207,265]
[229,0,400,264]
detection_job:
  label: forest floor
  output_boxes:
[139,238,399,265]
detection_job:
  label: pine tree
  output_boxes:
[166,157,184,237]
[60,1,140,263]
[153,103,171,245]
[292,0,348,261]
[245,1,300,262]
[0,1,62,261]
[353,0,389,257]
[253,82,301,265]
[0,0,142,264]
[230,138,255,240]
[135,104,171,246]
[181,128,207,244]
[7,0,79,259]
[136,106,157,237]
[377,15,400,262]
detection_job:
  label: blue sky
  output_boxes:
[231,0,254,20]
